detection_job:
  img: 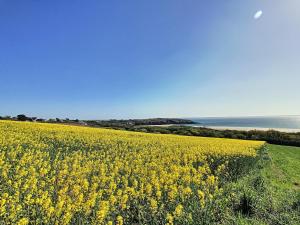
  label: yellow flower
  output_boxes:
[116,215,123,225]
[149,198,158,212]
[17,218,29,225]
[174,204,184,217]
[97,201,110,222]
[166,213,174,225]
[198,190,205,208]
[120,194,128,210]
[182,187,192,198]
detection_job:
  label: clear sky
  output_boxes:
[0,0,299,119]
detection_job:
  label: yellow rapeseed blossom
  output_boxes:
[166,213,174,225]
[16,218,29,225]
[116,215,123,225]
[0,120,264,224]
[174,204,184,217]
[149,198,158,213]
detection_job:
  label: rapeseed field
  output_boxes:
[0,121,264,225]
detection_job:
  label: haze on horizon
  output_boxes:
[0,0,299,120]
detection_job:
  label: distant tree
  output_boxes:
[17,114,27,121]
[56,118,61,122]
[3,116,11,120]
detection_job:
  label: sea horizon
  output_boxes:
[184,115,300,132]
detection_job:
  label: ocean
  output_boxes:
[187,116,300,132]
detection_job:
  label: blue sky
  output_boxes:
[0,0,299,119]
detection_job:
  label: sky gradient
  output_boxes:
[1,0,299,119]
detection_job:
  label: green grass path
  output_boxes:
[264,145,300,192]
[234,144,300,225]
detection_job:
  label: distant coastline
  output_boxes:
[192,125,300,133]
[148,124,300,133]
[149,115,300,133]
[186,115,300,132]
[2,114,300,133]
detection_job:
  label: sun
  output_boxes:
[254,10,263,19]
